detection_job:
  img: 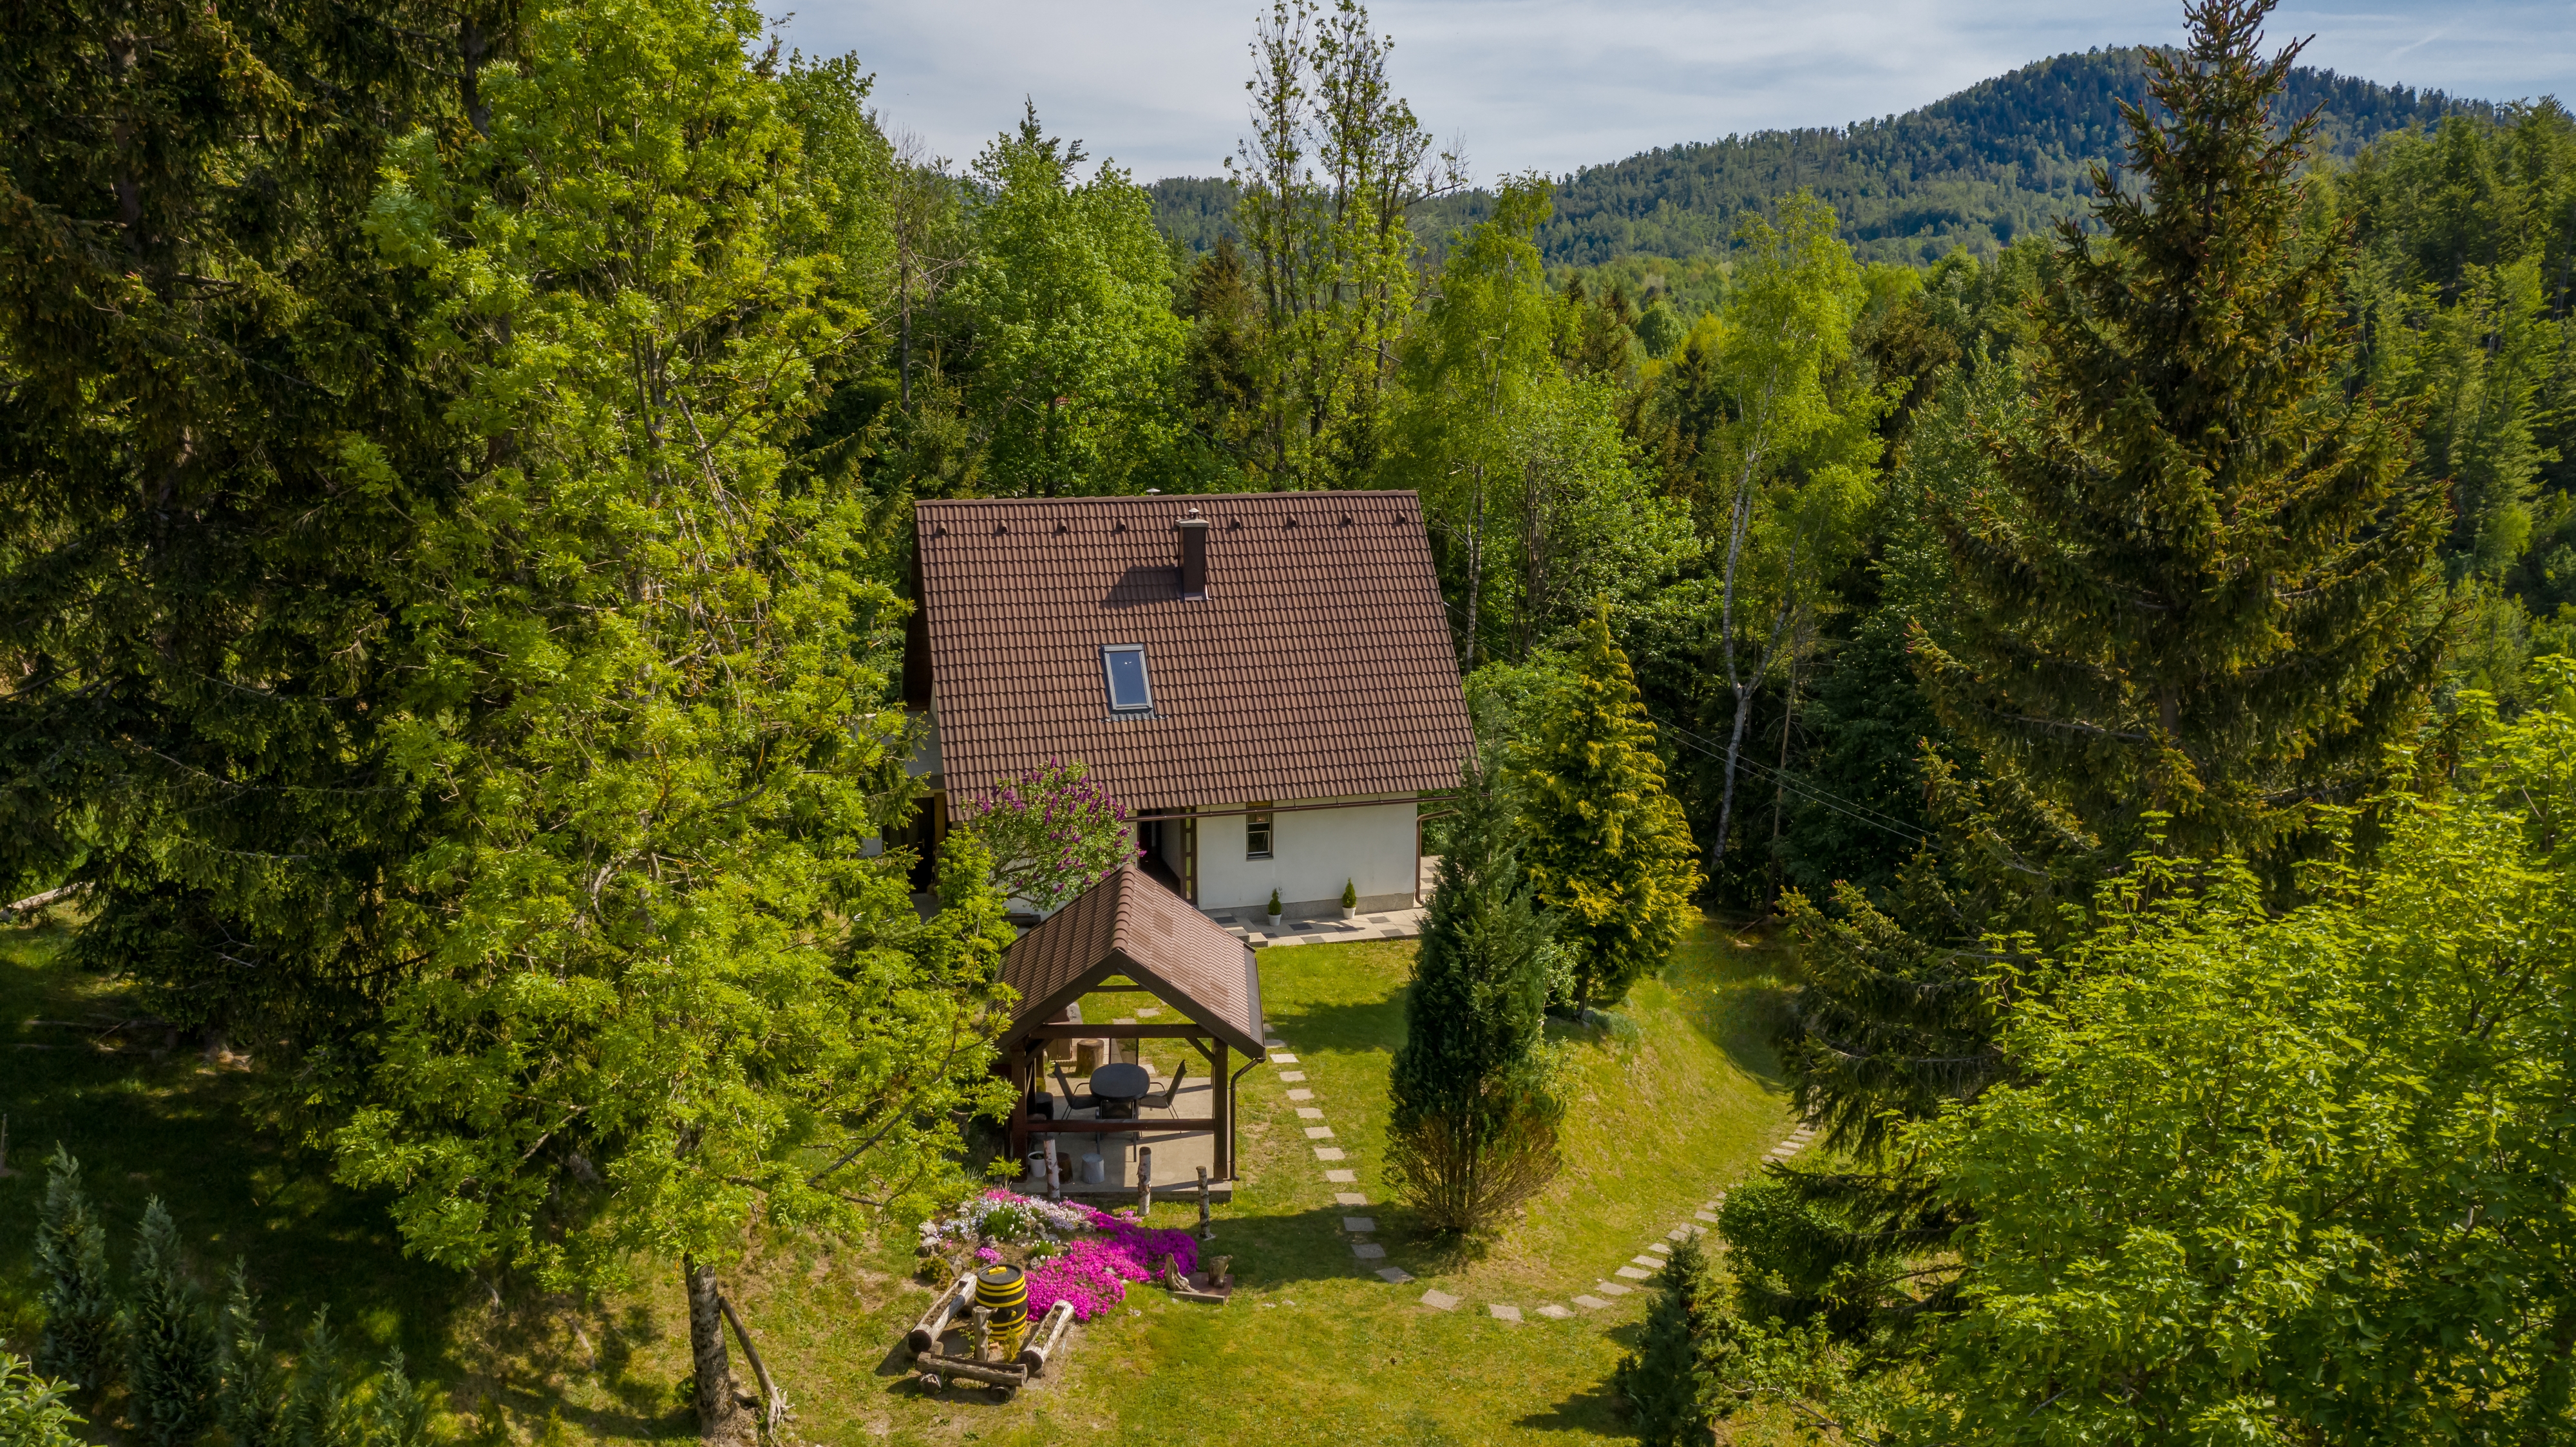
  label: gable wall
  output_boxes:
[1195,797,1417,918]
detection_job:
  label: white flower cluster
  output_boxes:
[916,1189,1093,1249]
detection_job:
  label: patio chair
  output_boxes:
[1050,1061,1097,1115]
[1150,1058,1189,1112]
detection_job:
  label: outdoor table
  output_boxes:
[1088,1062,1151,1119]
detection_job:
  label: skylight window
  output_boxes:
[1102,644,1153,713]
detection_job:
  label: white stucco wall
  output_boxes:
[1195,797,1417,915]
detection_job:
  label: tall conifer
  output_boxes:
[1915,0,2445,859]
[1384,757,1562,1231]
[126,1198,220,1447]
[33,1147,117,1394]
[1516,604,1701,1014]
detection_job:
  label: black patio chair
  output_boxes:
[1151,1058,1189,1111]
[1050,1061,1097,1114]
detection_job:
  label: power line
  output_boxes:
[1647,712,1934,847]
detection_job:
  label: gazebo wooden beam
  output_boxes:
[1016,1023,1215,1041]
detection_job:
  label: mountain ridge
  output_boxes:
[1151,46,2496,269]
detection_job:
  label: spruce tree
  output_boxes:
[1614,1230,1716,1444]
[126,1199,219,1447]
[1388,757,1551,1135]
[1383,756,1562,1231]
[33,1146,117,1394]
[216,1262,287,1447]
[1915,0,2445,860]
[366,1350,435,1447]
[1515,603,1702,1014]
[279,1309,360,1447]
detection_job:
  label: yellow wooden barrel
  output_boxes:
[974,1265,1029,1356]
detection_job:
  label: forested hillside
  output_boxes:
[1154,46,2485,266]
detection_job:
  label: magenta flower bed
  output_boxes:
[1021,1207,1200,1321]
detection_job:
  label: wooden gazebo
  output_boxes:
[996,865,1267,1181]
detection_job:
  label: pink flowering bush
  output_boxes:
[1020,1206,1201,1321]
[956,759,1139,911]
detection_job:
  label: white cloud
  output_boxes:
[771,1,2576,182]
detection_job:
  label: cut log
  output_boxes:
[1016,1300,1076,1377]
[905,1274,973,1352]
[913,1351,1027,1390]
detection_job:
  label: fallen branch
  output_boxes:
[716,1294,788,1434]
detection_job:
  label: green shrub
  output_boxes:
[0,1354,84,1447]
[1265,887,1282,916]
[1340,878,1357,908]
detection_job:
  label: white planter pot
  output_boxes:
[1264,913,1283,931]
[1338,905,1357,920]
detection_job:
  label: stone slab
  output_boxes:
[1269,1053,1298,1064]
[1616,1266,1654,1280]
[1276,1071,1306,1083]
[1113,1017,1137,1025]
[1342,1216,1377,1233]
[1351,1242,1386,1260]
[1594,1281,1633,1296]
[1296,1108,1325,1119]
[1324,1169,1358,1183]
[1264,1038,1287,1048]
[1334,1191,1369,1206]
[1695,1211,1721,1224]
[1285,1089,1314,1101]
[1536,1304,1573,1319]
[1488,1304,1522,1323]
[1137,1008,1161,1018]
[1668,1227,1696,1241]
[1571,1295,1611,1310]
[1631,1255,1664,1268]
[1421,1289,1460,1311]
[1305,1125,1336,1139]
[1649,1243,1672,1254]
[1376,1267,1414,1284]
[1313,1147,1346,1161]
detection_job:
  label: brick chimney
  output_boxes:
[1175,506,1209,600]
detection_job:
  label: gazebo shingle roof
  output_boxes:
[913,489,1473,813]
[996,865,1265,1060]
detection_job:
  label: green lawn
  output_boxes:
[1,913,1797,1445]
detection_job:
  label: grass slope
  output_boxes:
[2,914,1791,1445]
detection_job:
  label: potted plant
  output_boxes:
[1264,887,1284,931]
[1339,878,1358,920]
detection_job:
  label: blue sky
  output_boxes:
[770,1,2575,182]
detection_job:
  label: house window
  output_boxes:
[1101,644,1152,713]
[1245,804,1274,860]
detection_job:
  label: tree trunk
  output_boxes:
[684,1256,753,1446]
[1766,665,1798,915]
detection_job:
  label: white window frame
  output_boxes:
[1245,804,1274,860]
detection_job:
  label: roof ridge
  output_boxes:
[916,489,1420,510]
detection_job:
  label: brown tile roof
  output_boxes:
[996,865,1264,1058]
[914,489,1473,813]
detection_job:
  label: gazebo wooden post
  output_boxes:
[1007,1050,1030,1170]
[1213,1039,1231,1180]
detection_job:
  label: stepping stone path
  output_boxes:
[1260,1012,1819,1329]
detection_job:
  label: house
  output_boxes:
[902,489,1474,920]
